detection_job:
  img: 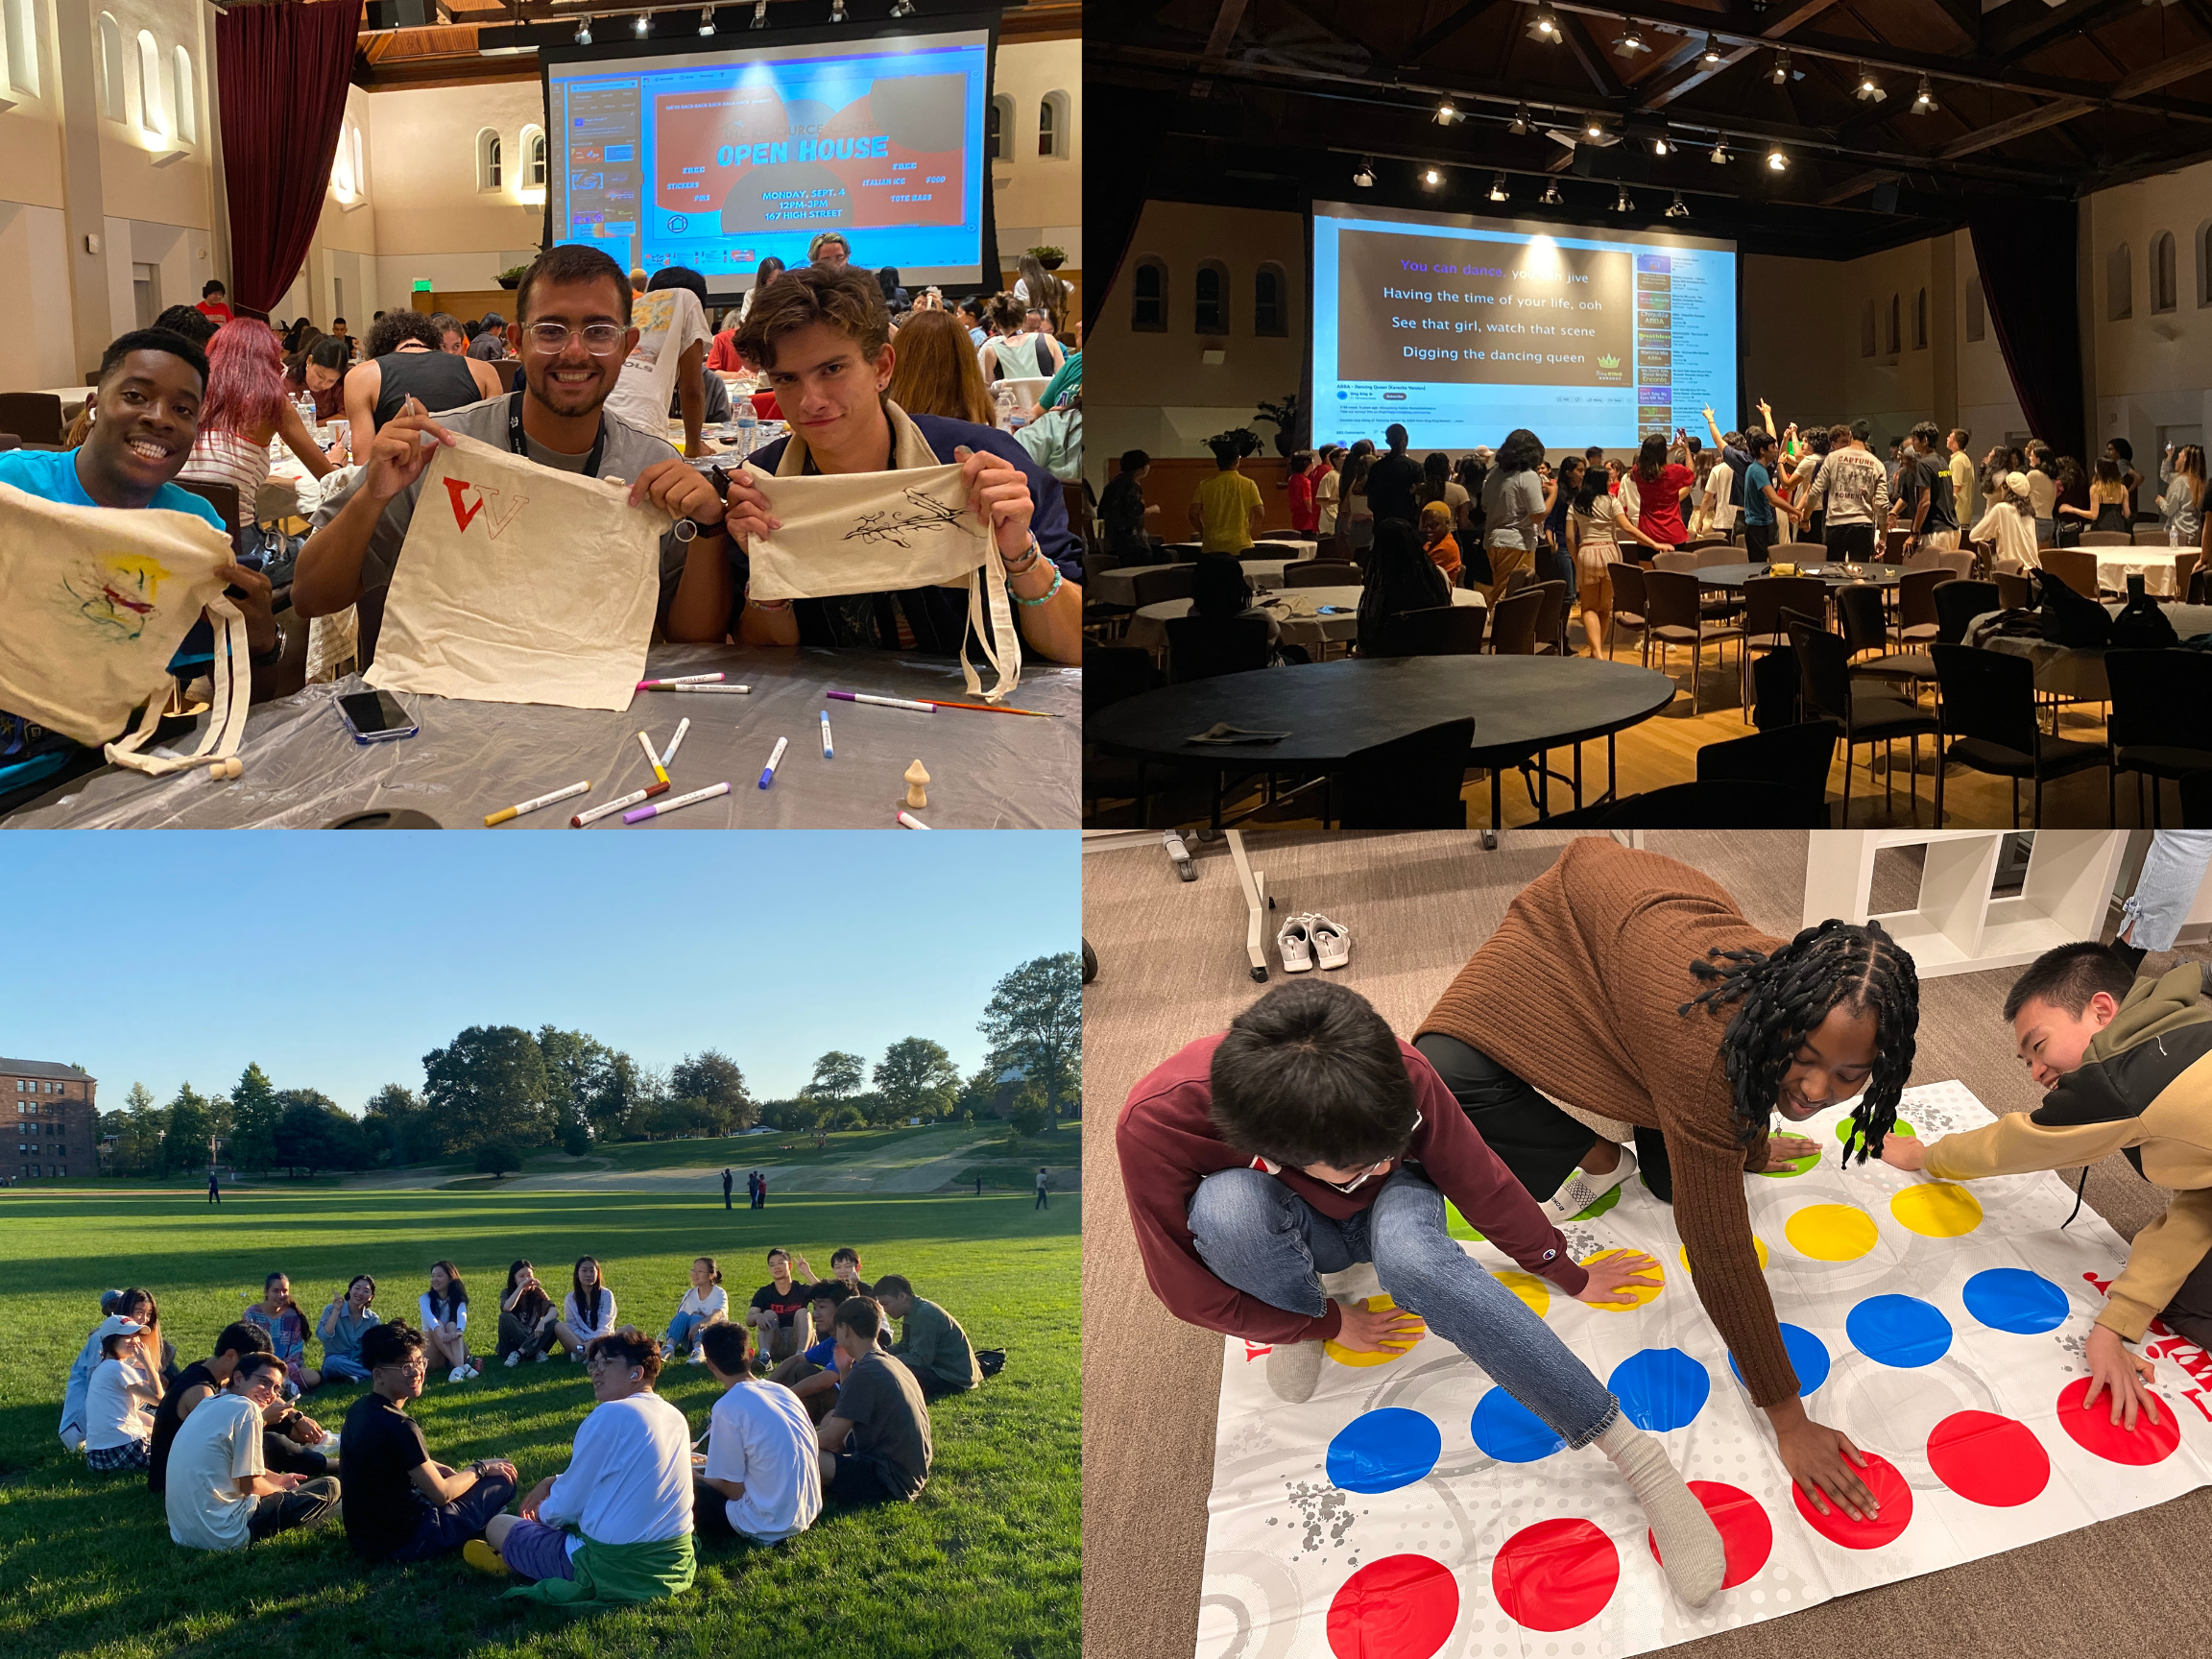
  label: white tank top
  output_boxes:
[179,428,270,527]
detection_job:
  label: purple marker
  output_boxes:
[622,781,730,824]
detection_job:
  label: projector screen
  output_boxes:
[1311,201,1738,454]
[544,24,992,289]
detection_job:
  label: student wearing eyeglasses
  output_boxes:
[1118,977,1728,1611]
[292,243,728,665]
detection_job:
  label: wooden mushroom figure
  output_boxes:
[903,759,929,809]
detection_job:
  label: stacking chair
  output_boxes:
[1993,571,2033,612]
[1286,562,1361,589]
[1082,553,1131,640]
[0,392,64,448]
[2038,546,2102,598]
[2105,650,2212,826]
[1644,567,1742,714]
[1653,548,1700,574]
[1165,615,1270,685]
[1543,780,1811,828]
[1486,588,1542,655]
[1382,603,1485,657]
[173,480,245,557]
[1528,580,1568,656]
[1333,717,1475,830]
[1696,721,1839,827]
[2078,530,2133,547]
[1929,642,2109,827]
[1892,566,1951,649]
[2133,527,2173,546]
[1130,565,1196,609]
[1737,575,1827,720]
[1934,579,2000,643]
[1605,562,1647,661]
[1789,620,1938,825]
[1502,565,1535,598]
[1835,581,1937,709]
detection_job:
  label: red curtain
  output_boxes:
[216,0,363,317]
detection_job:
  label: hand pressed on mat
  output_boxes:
[1763,1134,1821,1172]
[1575,1249,1664,1309]
[2083,1324,2163,1431]
[1330,1297,1425,1354]
[1767,1395,1879,1522]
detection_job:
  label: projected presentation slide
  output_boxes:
[1312,202,1738,453]
[546,27,989,287]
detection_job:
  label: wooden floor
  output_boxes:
[1085,632,2185,831]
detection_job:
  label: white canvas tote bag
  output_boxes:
[744,401,1020,701]
[0,480,250,776]
[365,432,667,712]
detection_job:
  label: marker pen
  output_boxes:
[819,710,833,759]
[826,689,935,713]
[484,780,589,827]
[661,717,691,768]
[622,781,732,824]
[758,735,788,789]
[636,673,724,688]
[898,810,931,830]
[572,781,669,826]
[636,729,670,786]
[651,683,753,694]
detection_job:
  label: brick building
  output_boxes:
[4,1059,97,1182]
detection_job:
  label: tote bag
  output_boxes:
[743,401,1018,701]
[0,481,250,775]
[365,433,667,712]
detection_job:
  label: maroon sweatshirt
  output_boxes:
[1117,1033,1592,1345]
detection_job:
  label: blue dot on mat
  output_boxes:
[1326,1407,1443,1494]
[1731,1323,1832,1396]
[1470,1386,1566,1463]
[1846,1294,1955,1368]
[1607,1347,1711,1432]
[1962,1267,2070,1335]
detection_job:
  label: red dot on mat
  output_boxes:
[1926,1410,2051,1506]
[2055,1376,2182,1466]
[1326,1553,1459,1659]
[1647,1479,1774,1589]
[1790,1451,1912,1549]
[1492,1517,1620,1633]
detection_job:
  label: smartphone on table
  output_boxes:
[336,689,419,744]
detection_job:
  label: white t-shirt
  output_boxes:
[704,1380,823,1542]
[419,1291,469,1334]
[538,1391,694,1554]
[564,1288,619,1340]
[1709,460,1737,529]
[678,1285,730,1320]
[85,1357,157,1451]
[166,1392,264,1551]
[605,287,713,439]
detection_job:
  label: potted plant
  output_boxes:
[1206,426,1262,459]
[1027,244,1067,270]
[496,264,528,290]
[1254,394,1301,458]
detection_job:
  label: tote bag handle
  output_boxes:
[104,596,252,776]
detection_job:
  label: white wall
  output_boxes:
[989,37,1080,268]
[2086,156,2212,478]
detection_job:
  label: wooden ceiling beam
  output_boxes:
[1940,98,2098,157]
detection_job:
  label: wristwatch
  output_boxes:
[250,635,285,667]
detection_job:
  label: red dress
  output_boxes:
[1634,462,1695,545]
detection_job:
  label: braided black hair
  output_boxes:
[1677,919,1920,1164]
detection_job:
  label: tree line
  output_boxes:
[97,951,1080,1177]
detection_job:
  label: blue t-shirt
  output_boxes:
[1743,461,1775,527]
[803,1334,838,1369]
[0,447,229,792]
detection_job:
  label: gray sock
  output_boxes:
[1596,1416,1725,1607]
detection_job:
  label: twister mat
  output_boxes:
[1195,1081,2212,1658]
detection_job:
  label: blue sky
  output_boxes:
[0,832,1076,1113]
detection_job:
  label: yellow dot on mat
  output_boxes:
[1579,1247,1664,1311]
[1891,1181,1984,1238]
[1680,1236,1769,1275]
[1323,1293,1426,1367]
[1784,1204,1879,1262]
[1493,1270,1551,1319]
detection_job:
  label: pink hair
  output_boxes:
[198,317,286,437]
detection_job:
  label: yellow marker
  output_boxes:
[484,780,590,827]
[637,729,670,786]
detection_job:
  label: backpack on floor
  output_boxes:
[975,1348,1006,1379]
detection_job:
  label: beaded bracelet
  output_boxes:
[1013,566,1065,608]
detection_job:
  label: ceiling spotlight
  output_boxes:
[1666,193,1688,218]
[1510,106,1531,134]
[1856,63,1886,103]
[632,12,649,34]
[1533,4,1560,40]
[1489,172,1509,202]
[1652,128,1670,156]
[1710,137,1727,164]
[1767,146,1787,171]
[1700,35,1721,65]
[1771,50,1788,85]
[1353,157,1376,188]
[1614,185,1631,212]
[1436,98,1460,126]
[1913,75,1936,113]
[751,0,767,23]
[699,7,714,34]
[1585,116,1604,139]
[1542,180,1563,204]
[1422,166,1442,187]
[1614,20,1650,56]
[575,14,592,40]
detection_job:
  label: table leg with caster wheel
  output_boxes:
[1228,830,1271,981]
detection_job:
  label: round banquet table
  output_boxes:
[1966,602,2212,701]
[2087,551,2187,597]
[1691,562,1903,590]
[1087,653,1676,834]
[1094,546,1320,606]
[1126,587,1483,656]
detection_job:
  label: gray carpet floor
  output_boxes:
[1082,830,2212,1659]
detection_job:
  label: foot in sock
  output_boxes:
[1597,1416,1725,1607]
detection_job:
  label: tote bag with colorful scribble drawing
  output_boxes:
[0,481,250,774]
[365,433,666,712]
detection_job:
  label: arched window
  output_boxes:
[332,124,356,195]
[4,0,41,98]
[1131,257,1166,332]
[1912,287,1927,349]
[171,47,194,143]
[1965,275,1985,343]
[1886,293,1900,355]
[527,129,547,188]
[1039,90,1071,160]
[1860,299,1875,358]
[96,12,123,120]
[476,128,503,193]
[2152,230,2177,313]
[1254,263,1287,337]
[352,127,366,195]
[134,29,157,131]
[1194,261,1228,334]
[2108,242,2131,321]
[987,93,1014,162]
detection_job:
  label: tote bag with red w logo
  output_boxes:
[366,433,667,711]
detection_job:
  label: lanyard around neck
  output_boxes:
[507,390,606,478]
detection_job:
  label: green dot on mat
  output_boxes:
[1570,1182,1623,1222]
[1445,1201,1485,1242]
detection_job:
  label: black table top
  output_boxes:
[1087,655,1677,768]
[1693,562,1902,589]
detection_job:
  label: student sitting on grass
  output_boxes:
[694,1321,822,1545]
[767,1281,852,1423]
[557,1257,619,1358]
[876,1274,981,1401]
[166,1352,344,1551]
[498,1260,563,1366]
[418,1260,478,1382]
[469,1328,697,1606]
[150,1322,328,1495]
[815,1296,932,1506]
[1117,975,1728,1610]
[824,1245,872,1296]
[661,1256,729,1365]
[317,1274,381,1383]
[343,1321,518,1563]
[84,1321,164,1473]
[1883,944,2212,1431]
[60,1287,174,1450]
[244,1273,320,1395]
[747,1248,813,1366]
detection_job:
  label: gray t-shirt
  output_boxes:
[310,395,689,611]
[837,1351,931,1497]
[1479,467,1548,551]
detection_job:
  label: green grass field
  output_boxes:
[0,1187,1076,1659]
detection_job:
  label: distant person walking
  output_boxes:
[974,1174,984,1198]
[208,1171,221,1206]
[1034,1167,1049,1211]
[757,1169,769,1210]
[722,1168,733,1213]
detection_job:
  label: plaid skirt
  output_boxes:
[86,1437,150,1473]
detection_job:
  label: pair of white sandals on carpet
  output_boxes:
[1275,912,1350,973]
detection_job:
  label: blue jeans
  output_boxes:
[1188,1166,1620,1448]
[321,1354,371,1382]
[2123,832,2212,950]
[664,1310,706,1352]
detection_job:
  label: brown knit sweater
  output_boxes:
[1416,836,1801,1407]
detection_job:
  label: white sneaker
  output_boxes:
[448,1365,466,1383]
[463,1365,479,1380]
[1309,914,1350,970]
[505,1351,521,1368]
[689,1349,709,1364]
[536,1351,549,1363]
[1543,1146,1637,1224]
[1277,913,1317,973]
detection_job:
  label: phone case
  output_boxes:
[336,696,420,745]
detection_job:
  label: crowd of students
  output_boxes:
[55,1243,986,1606]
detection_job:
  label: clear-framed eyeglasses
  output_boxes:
[523,322,626,355]
[1316,1110,1421,1193]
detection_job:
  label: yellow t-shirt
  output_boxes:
[1196,469,1263,553]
